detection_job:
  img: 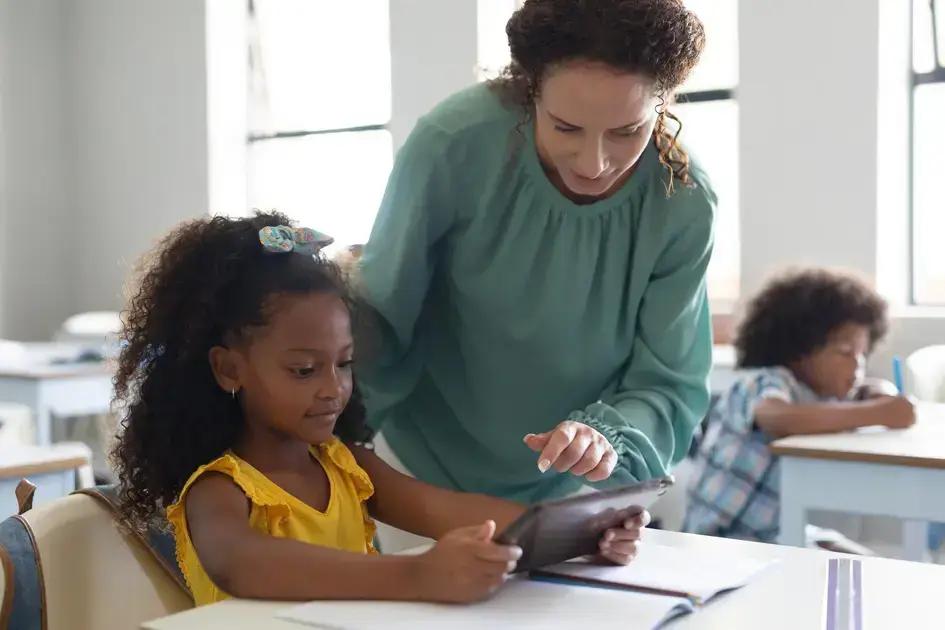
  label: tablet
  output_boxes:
[494,476,673,572]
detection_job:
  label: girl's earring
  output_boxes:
[231,388,237,399]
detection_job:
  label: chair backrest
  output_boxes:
[53,311,121,344]
[905,345,945,403]
[4,492,191,630]
[0,547,8,627]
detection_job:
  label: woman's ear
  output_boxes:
[209,346,242,395]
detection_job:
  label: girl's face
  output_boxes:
[229,292,354,446]
[791,323,870,400]
[533,61,658,203]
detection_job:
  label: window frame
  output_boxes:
[910,0,945,305]
[245,0,391,155]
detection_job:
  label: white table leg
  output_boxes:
[903,520,931,563]
[779,498,807,547]
[35,404,53,446]
[778,459,809,547]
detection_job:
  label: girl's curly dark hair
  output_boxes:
[491,0,706,194]
[111,211,373,530]
[735,269,890,369]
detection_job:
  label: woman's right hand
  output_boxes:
[875,395,917,429]
[414,520,522,603]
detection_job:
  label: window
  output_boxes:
[246,0,393,249]
[912,0,945,304]
[674,0,739,304]
[477,0,520,80]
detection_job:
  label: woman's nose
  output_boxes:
[573,137,607,179]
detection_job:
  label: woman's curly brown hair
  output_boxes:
[491,0,706,194]
[111,211,373,530]
[735,269,889,369]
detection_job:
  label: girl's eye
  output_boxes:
[291,366,316,377]
[339,360,354,370]
[554,125,579,134]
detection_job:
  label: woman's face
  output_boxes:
[534,61,659,202]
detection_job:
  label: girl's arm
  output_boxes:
[754,395,916,439]
[184,473,518,603]
[352,446,526,539]
[353,447,649,566]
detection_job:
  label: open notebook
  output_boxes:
[277,543,776,629]
[533,541,777,605]
[277,578,694,630]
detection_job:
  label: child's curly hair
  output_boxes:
[111,211,373,529]
[491,0,706,193]
[735,269,889,369]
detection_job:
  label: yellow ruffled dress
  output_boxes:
[166,437,378,606]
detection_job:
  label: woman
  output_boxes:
[357,0,714,515]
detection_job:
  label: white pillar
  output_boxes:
[738,0,883,296]
[388,0,479,152]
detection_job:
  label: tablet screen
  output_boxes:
[495,476,673,572]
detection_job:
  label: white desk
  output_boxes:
[141,528,945,629]
[0,442,94,517]
[0,343,113,446]
[773,403,945,562]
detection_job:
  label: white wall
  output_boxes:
[388,0,479,152]
[65,0,210,317]
[0,0,74,340]
[738,0,944,378]
[0,0,210,340]
[739,0,881,292]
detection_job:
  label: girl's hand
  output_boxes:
[415,520,521,603]
[597,510,650,565]
[524,421,617,482]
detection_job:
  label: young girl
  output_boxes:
[111,212,645,606]
[682,269,916,543]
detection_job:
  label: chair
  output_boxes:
[53,312,121,345]
[905,345,945,403]
[1,489,192,630]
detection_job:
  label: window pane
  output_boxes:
[680,0,738,92]
[913,83,945,304]
[248,131,393,248]
[477,0,519,80]
[936,0,945,66]
[914,0,937,73]
[251,1,391,132]
[673,99,740,303]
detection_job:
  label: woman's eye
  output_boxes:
[554,125,579,133]
[339,360,354,370]
[291,366,316,377]
[612,127,642,138]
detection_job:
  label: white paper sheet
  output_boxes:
[276,577,693,630]
[536,541,777,603]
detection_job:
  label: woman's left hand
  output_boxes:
[598,510,650,565]
[523,420,617,482]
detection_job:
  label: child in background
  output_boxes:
[111,212,645,606]
[683,269,915,543]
